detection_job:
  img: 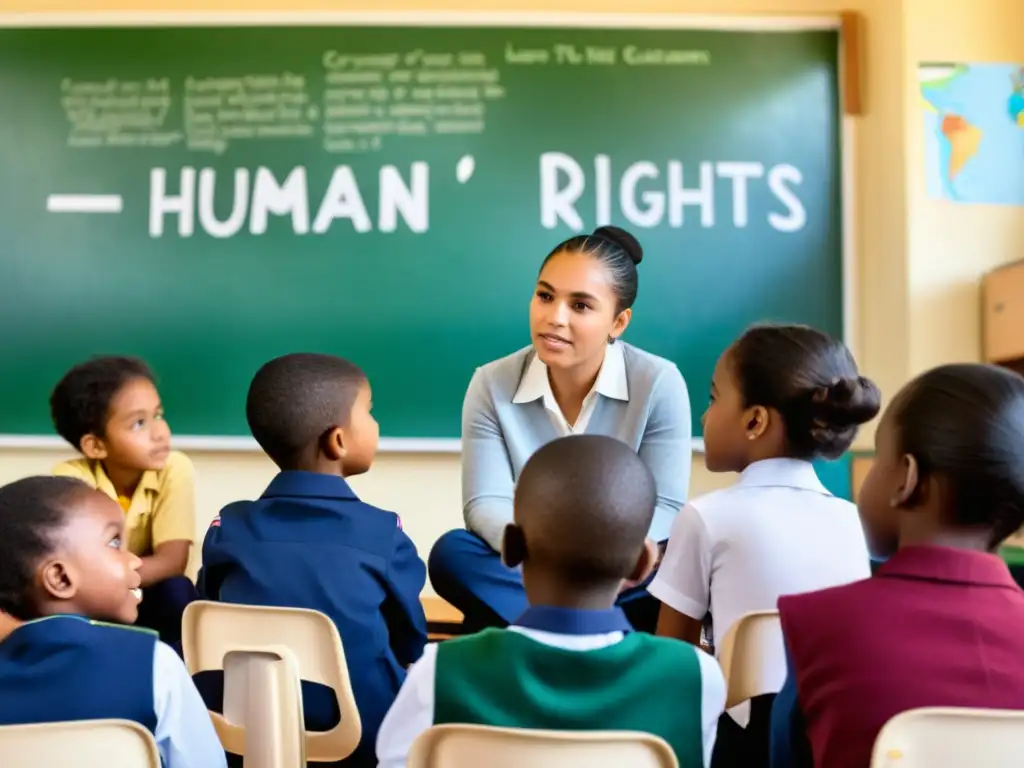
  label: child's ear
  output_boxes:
[501,524,527,568]
[79,433,107,461]
[627,537,659,585]
[320,426,346,462]
[892,453,920,507]
[744,406,770,440]
[39,558,77,602]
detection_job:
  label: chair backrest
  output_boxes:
[407,724,679,768]
[182,600,361,764]
[717,609,785,708]
[871,706,1024,767]
[0,718,160,768]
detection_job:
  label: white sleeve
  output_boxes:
[647,503,713,621]
[376,644,438,768]
[695,648,727,768]
[152,641,227,768]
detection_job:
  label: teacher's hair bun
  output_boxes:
[593,225,643,265]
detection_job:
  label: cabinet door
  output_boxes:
[983,262,1024,364]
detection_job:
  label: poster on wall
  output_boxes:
[918,62,1024,205]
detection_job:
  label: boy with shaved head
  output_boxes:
[376,435,725,767]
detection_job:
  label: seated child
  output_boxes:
[376,434,726,768]
[198,353,427,767]
[649,324,880,763]
[51,356,198,647]
[771,363,1024,768]
[0,476,225,768]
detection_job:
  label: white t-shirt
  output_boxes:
[649,458,870,701]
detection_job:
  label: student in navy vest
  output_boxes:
[0,476,225,768]
[198,354,427,767]
[429,226,693,632]
[771,363,1024,768]
[378,435,724,767]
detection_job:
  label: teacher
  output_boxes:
[428,225,693,632]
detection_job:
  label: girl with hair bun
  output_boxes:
[650,323,880,763]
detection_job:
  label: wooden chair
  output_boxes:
[718,610,785,708]
[871,706,1024,767]
[408,724,679,768]
[182,601,361,766]
[716,610,785,766]
[0,718,159,768]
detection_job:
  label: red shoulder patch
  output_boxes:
[210,516,221,528]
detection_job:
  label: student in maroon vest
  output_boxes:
[771,363,1024,768]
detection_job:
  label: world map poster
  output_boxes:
[919,62,1024,205]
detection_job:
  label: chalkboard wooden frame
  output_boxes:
[0,11,856,454]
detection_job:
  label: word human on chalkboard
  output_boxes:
[148,163,430,237]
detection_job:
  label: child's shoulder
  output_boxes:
[156,450,194,482]
[688,479,855,515]
[9,616,159,657]
[685,485,751,519]
[778,576,874,630]
[52,456,99,486]
[216,489,407,544]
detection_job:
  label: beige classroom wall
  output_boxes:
[902,0,1024,376]
[0,0,1013,584]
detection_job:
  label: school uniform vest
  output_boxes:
[0,615,157,732]
[780,546,1024,768]
[434,629,705,766]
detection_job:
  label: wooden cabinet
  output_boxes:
[983,260,1024,365]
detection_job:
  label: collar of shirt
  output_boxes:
[262,471,358,501]
[513,605,633,635]
[512,341,629,432]
[90,460,161,504]
[877,545,1018,589]
[735,457,830,496]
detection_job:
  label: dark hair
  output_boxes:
[890,363,1024,548]
[542,225,643,314]
[247,353,367,470]
[50,356,156,450]
[0,476,91,618]
[514,434,656,585]
[729,323,881,459]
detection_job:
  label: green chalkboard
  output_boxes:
[0,20,842,439]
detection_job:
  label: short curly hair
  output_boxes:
[50,356,156,451]
[0,476,92,618]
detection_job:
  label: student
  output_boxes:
[51,356,197,647]
[771,363,1024,768]
[430,225,692,632]
[377,435,725,768]
[0,476,225,768]
[650,324,879,764]
[198,353,427,767]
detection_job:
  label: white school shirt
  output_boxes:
[151,641,228,768]
[512,337,629,435]
[648,458,870,708]
[375,625,726,768]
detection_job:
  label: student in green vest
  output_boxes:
[376,434,725,767]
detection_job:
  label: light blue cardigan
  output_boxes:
[461,341,693,551]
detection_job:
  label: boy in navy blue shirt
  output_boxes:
[197,353,427,767]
